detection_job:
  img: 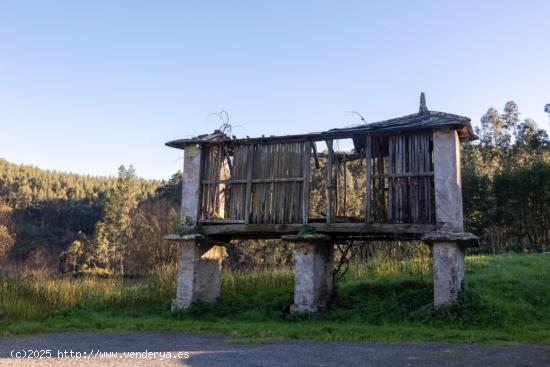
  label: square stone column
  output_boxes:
[423,231,478,307]
[430,128,467,307]
[433,128,463,232]
[432,241,465,307]
[283,234,334,313]
[171,234,224,312]
[181,144,202,225]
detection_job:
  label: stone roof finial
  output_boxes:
[419,92,429,114]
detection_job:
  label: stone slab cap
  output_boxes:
[163,233,205,242]
[281,234,331,243]
[421,231,479,247]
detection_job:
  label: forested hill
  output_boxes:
[0,159,178,266]
[0,159,120,205]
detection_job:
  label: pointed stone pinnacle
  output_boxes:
[419,92,429,114]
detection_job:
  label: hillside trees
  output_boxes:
[82,168,180,275]
[493,161,550,248]
[463,101,550,251]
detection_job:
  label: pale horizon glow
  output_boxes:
[1,1,549,179]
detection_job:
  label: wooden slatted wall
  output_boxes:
[365,132,435,224]
[249,142,309,224]
[199,141,310,225]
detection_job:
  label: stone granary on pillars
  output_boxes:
[165,93,479,313]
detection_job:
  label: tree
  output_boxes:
[93,165,141,275]
[516,119,550,149]
[494,161,550,248]
[0,204,15,258]
[502,100,519,145]
[59,240,84,274]
[480,107,501,147]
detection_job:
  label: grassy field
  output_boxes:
[1,253,549,343]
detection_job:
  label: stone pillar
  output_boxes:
[181,144,202,225]
[433,128,463,232]
[284,235,334,313]
[422,231,477,307]
[431,129,467,306]
[171,235,224,312]
[432,241,465,307]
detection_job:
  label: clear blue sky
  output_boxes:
[1,1,549,180]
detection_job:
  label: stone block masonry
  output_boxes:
[171,238,223,312]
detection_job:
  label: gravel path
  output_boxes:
[0,331,549,366]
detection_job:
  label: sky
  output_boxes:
[1,1,549,180]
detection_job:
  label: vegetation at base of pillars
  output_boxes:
[171,217,205,237]
[297,225,316,236]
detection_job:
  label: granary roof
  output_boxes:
[327,110,475,140]
[166,94,476,150]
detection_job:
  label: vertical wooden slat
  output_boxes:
[244,144,254,224]
[387,136,393,223]
[326,139,334,224]
[302,141,311,224]
[365,135,372,223]
[343,152,347,217]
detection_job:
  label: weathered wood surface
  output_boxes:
[366,132,435,225]
[302,143,311,224]
[165,223,435,241]
[198,223,434,236]
[199,145,226,220]
[326,139,334,224]
[365,135,372,223]
[184,111,462,229]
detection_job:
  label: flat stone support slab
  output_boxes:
[171,239,224,312]
[422,231,479,247]
[284,236,333,313]
[432,241,465,307]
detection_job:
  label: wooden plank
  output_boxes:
[222,144,233,177]
[326,139,334,224]
[343,152,347,217]
[365,135,372,223]
[244,144,254,224]
[199,222,436,236]
[387,136,393,223]
[334,153,339,216]
[311,141,320,169]
[302,142,311,224]
[202,177,306,185]
[198,219,246,224]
